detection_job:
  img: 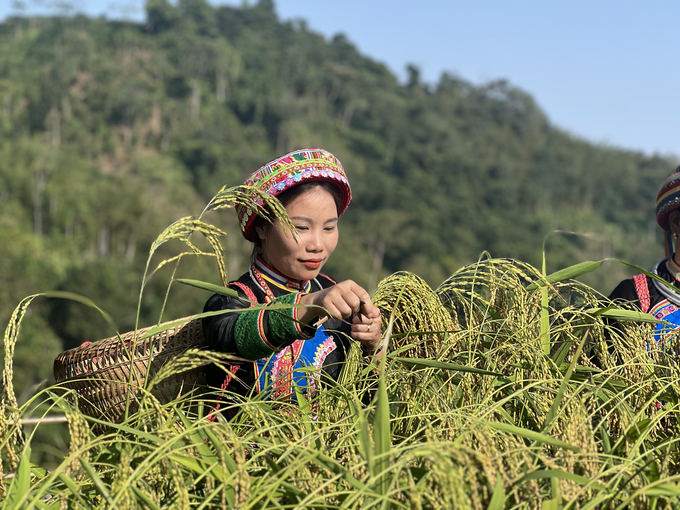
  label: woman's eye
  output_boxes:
[324,226,336,232]
[295,226,308,231]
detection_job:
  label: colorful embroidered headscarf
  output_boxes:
[656,168,680,256]
[657,169,680,231]
[237,148,351,242]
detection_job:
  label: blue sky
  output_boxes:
[2,0,678,158]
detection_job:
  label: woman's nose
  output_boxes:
[306,229,323,252]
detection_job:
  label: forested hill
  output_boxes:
[0,0,676,393]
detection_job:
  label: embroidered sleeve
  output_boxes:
[234,293,311,360]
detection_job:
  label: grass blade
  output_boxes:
[484,421,581,452]
[487,477,504,510]
[395,357,502,376]
[175,278,239,298]
[373,313,393,497]
[526,259,607,291]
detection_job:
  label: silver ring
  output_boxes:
[367,324,372,332]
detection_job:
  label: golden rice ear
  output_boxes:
[373,271,456,359]
[204,184,294,234]
[142,185,296,291]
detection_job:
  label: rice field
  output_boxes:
[2,186,680,509]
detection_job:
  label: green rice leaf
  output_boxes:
[540,330,588,433]
[395,357,502,376]
[175,278,239,298]
[6,443,32,509]
[484,421,581,452]
[526,259,607,291]
[42,290,117,333]
[487,477,505,510]
[373,313,393,496]
[80,459,114,506]
[57,472,92,508]
[640,482,680,496]
[132,486,162,510]
[585,307,660,323]
[514,469,608,492]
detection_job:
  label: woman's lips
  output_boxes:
[301,259,323,269]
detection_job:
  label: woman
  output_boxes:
[609,167,680,342]
[202,148,382,405]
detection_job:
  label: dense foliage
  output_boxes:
[0,1,677,398]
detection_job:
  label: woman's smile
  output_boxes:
[300,258,323,270]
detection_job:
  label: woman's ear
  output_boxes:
[255,222,268,242]
[670,211,680,235]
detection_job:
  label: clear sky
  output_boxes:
[2,0,678,158]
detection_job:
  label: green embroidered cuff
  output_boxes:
[234,293,307,360]
[268,292,309,343]
[234,308,275,360]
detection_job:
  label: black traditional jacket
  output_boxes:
[608,260,679,311]
[202,257,352,400]
[606,259,680,362]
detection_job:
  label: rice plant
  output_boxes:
[4,187,680,508]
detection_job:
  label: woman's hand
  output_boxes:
[351,306,382,354]
[298,280,382,351]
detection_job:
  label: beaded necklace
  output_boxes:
[249,264,276,303]
[249,257,311,303]
[256,257,310,291]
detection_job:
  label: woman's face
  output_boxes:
[257,186,339,281]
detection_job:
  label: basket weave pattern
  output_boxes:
[53,316,208,423]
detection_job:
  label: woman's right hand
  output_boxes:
[298,280,378,325]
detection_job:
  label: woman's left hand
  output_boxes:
[351,306,382,354]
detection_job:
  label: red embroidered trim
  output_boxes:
[207,364,240,423]
[257,308,276,350]
[230,281,258,303]
[292,292,305,335]
[633,274,651,313]
[319,273,336,284]
[251,265,276,303]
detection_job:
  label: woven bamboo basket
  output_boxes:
[53,316,208,424]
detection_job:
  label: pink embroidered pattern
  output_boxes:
[230,281,258,303]
[633,274,651,313]
[308,337,337,395]
[273,340,304,399]
[313,337,337,370]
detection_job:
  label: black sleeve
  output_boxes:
[608,278,639,306]
[320,318,354,383]
[597,277,643,369]
[202,289,251,355]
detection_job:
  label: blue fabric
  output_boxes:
[650,300,680,348]
[255,325,335,397]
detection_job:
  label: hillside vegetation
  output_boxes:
[0,0,676,395]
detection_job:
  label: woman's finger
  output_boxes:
[322,302,344,320]
[351,319,375,331]
[354,334,381,352]
[349,281,372,304]
[329,296,354,318]
[364,307,380,319]
[337,289,362,315]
